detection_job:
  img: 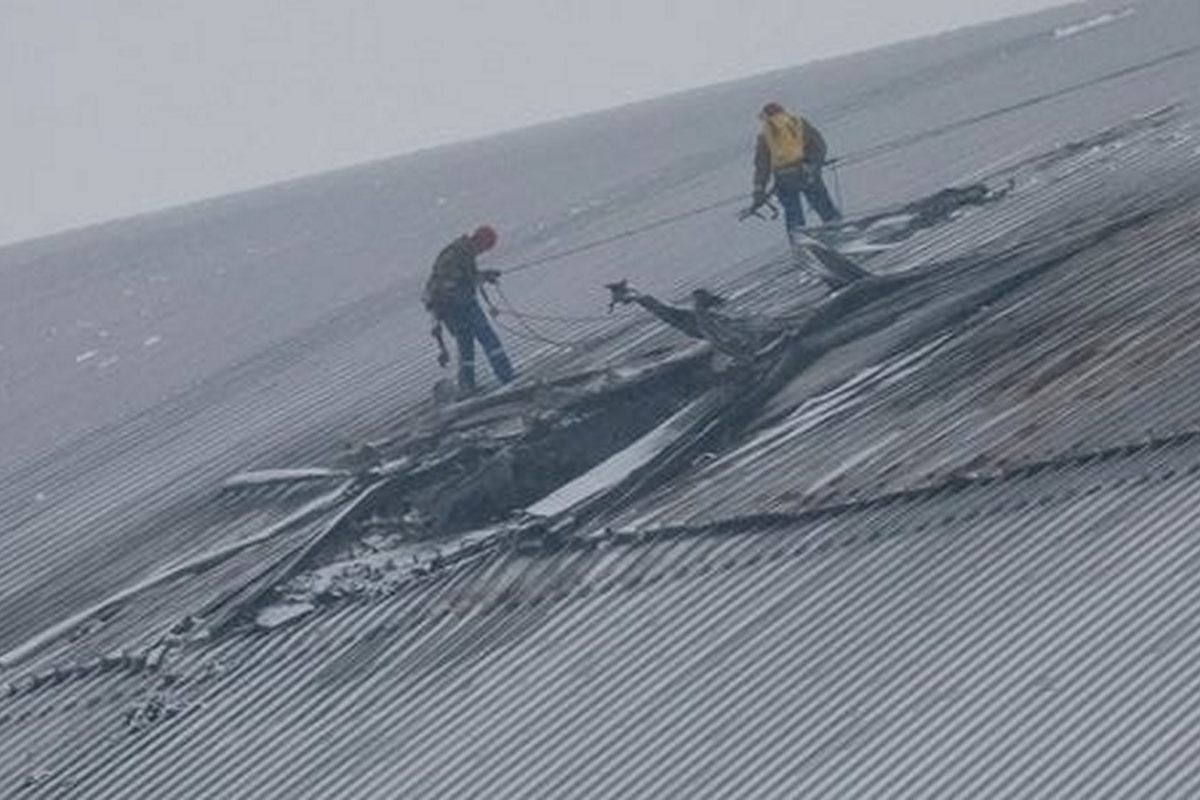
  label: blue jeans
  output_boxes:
[775,165,841,234]
[443,297,515,391]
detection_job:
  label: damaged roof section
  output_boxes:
[602,185,1200,533]
[5,103,1199,667]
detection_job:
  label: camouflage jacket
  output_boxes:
[422,235,479,316]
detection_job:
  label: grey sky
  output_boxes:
[3,0,1074,246]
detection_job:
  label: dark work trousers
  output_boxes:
[774,164,842,235]
[443,296,515,392]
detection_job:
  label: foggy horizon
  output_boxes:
[4,0,1079,247]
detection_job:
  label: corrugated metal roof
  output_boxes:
[14,437,1200,796]
[5,1,1200,796]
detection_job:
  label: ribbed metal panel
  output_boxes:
[5,1,1200,796]
[14,442,1200,797]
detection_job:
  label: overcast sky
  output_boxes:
[2,0,1075,246]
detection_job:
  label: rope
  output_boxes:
[486,284,580,349]
[494,307,616,324]
[491,314,574,349]
[832,43,1200,169]
[499,195,746,276]
[487,43,1200,281]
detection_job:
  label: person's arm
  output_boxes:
[802,119,828,165]
[753,133,771,195]
[431,319,450,368]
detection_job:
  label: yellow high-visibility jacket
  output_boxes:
[753,112,829,191]
[762,112,807,169]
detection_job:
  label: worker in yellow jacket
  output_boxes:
[752,102,842,237]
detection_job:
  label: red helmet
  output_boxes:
[471,225,498,252]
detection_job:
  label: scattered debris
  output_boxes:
[123,692,198,734]
[19,769,56,791]
[194,658,229,683]
[255,602,317,630]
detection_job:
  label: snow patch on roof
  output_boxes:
[1054,9,1134,39]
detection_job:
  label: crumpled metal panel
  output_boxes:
[597,111,1200,534]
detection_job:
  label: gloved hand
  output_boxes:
[480,268,502,284]
[739,188,772,221]
[437,351,450,368]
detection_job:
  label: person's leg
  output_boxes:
[444,309,477,392]
[774,178,806,235]
[801,167,842,223]
[465,298,515,384]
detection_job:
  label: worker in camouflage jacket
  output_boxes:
[422,225,515,394]
[752,102,842,236]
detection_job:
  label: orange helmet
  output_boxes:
[471,225,498,252]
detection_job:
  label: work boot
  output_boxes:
[457,363,477,396]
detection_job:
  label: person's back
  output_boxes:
[423,235,478,317]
